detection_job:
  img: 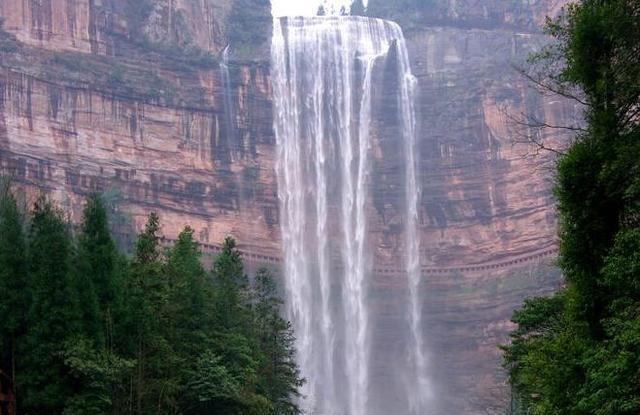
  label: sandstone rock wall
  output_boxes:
[368,0,570,32]
[351,4,575,412]
[0,0,279,255]
[0,1,575,413]
[0,0,232,54]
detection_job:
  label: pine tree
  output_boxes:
[19,196,80,413]
[76,194,120,350]
[128,212,164,414]
[0,199,304,415]
[212,236,249,330]
[165,227,208,356]
[207,236,265,413]
[128,212,181,414]
[0,186,27,406]
[162,226,210,412]
[253,268,303,415]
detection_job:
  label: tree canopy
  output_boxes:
[0,191,303,415]
[503,1,640,413]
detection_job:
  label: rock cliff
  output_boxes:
[0,1,573,413]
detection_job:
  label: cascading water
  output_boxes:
[271,15,432,415]
[220,45,236,144]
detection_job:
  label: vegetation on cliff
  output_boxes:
[502,0,640,414]
[227,0,272,59]
[0,187,303,415]
[365,0,555,32]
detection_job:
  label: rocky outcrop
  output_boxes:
[0,1,575,413]
[0,0,233,54]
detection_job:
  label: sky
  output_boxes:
[271,0,367,17]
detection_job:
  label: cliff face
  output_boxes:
[366,21,575,413]
[368,0,568,31]
[0,0,281,255]
[0,0,232,54]
[0,1,573,413]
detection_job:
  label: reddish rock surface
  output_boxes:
[0,1,575,413]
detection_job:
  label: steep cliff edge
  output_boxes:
[0,1,573,413]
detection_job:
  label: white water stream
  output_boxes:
[271,15,431,415]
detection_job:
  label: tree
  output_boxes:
[165,227,210,411]
[550,0,640,334]
[252,268,303,415]
[19,196,80,413]
[127,212,180,414]
[211,237,249,330]
[61,336,134,415]
[0,185,27,406]
[0,202,303,415]
[503,1,640,413]
[185,350,244,413]
[76,195,121,350]
[165,227,209,355]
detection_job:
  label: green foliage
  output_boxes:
[75,194,121,348]
[121,0,216,69]
[186,350,243,407]
[227,0,271,57]
[0,189,302,414]
[0,182,27,398]
[61,336,134,415]
[20,196,80,413]
[51,52,178,104]
[123,0,154,38]
[212,237,249,330]
[503,1,640,414]
[253,268,304,415]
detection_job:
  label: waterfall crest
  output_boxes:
[271,15,431,415]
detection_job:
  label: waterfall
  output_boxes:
[271,15,431,415]
[220,45,235,144]
[399,32,433,415]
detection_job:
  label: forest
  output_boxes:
[0,188,303,415]
[502,0,640,414]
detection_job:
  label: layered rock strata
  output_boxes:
[0,1,575,413]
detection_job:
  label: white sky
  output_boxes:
[271,0,367,17]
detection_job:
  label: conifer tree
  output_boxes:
[0,186,27,404]
[76,194,120,349]
[253,268,303,415]
[128,212,167,414]
[0,201,303,415]
[212,236,249,330]
[166,227,208,355]
[19,196,80,413]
